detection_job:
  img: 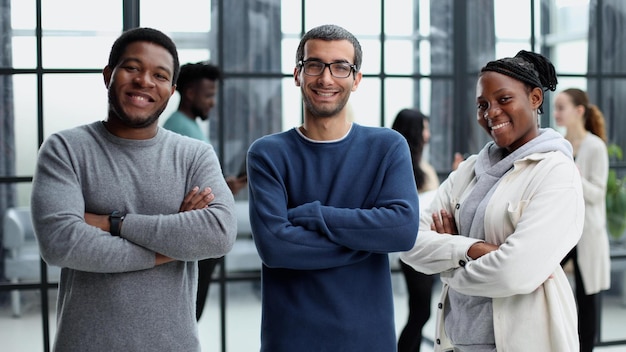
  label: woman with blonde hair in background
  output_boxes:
[554,87,611,352]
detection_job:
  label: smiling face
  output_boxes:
[103,41,176,131]
[476,71,543,152]
[188,78,218,121]
[294,39,362,120]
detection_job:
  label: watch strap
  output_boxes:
[109,211,124,237]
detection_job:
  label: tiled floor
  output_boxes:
[2,274,626,352]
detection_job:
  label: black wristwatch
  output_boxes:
[109,211,125,237]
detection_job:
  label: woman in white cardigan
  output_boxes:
[554,88,611,352]
[400,50,584,352]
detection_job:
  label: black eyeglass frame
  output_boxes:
[297,60,357,78]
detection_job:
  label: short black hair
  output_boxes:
[107,27,180,85]
[295,24,362,72]
[480,50,558,114]
[175,61,222,94]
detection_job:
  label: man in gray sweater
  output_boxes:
[30,27,237,352]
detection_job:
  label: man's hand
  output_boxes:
[84,187,214,266]
[452,152,464,171]
[155,253,175,265]
[158,186,215,265]
[431,209,457,234]
[84,212,110,232]
[179,186,214,212]
[226,175,247,195]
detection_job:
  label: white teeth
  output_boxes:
[491,122,509,130]
[131,94,147,101]
[317,92,335,97]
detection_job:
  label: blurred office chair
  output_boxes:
[3,206,60,317]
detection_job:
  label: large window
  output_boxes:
[1,0,625,351]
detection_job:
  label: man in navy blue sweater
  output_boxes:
[247,24,420,352]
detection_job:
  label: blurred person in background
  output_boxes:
[554,87,611,352]
[392,108,439,352]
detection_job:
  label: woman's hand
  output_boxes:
[431,209,458,235]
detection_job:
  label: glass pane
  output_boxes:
[219,1,282,74]
[282,77,302,131]
[349,77,380,127]
[418,41,432,75]
[359,39,381,75]
[10,0,36,29]
[552,0,589,35]
[196,281,262,351]
[210,78,283,178]
[429,0,454,75]
[225,281,262,350]
[0,287,57,352]
[8,0,36,69]
[141,0,212,32]
[494,42,532,61]
[429,79,456,171]
[593,79,626,148]
[42,74,107,138]
[11,36,37,69]
[174,49,212,69]
[42,35,119,69]
[384,40,416,75]
[552,40,588,74]
[384,78,418,128]
[304,0,381,36]
[281,0,302,34]
[281,37,300,74]
[494,0,531,39]
[600,251,626,343]
[12,74,39,177]
[384,0,415,36]
[41,0,122,31]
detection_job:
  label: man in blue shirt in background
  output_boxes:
[163,61,246,321]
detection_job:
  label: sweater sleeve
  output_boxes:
[248,132,419,270]
[247,150,371,270]
[31,130,237,273]
[400,164,483,274]
[31,134,158,273]
[440,158,585,298]
[286,141,419,253]
[119,146,237,261]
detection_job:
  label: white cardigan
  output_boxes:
[574,132,611,294]
[401,150,584,352]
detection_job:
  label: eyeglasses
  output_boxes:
[298,60,356,78]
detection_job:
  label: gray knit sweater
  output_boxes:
[31,121,237,352]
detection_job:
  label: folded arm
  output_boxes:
[84,186,215,266]
[441,163,584,297]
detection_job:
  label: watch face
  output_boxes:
[110,211,123,219]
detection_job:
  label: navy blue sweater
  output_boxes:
[247,124,420,352]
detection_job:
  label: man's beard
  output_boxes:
[301,88,348,118]
[192,105,209,121]
[108,89,165,128]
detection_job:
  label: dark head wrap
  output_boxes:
[480,50,558,114]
